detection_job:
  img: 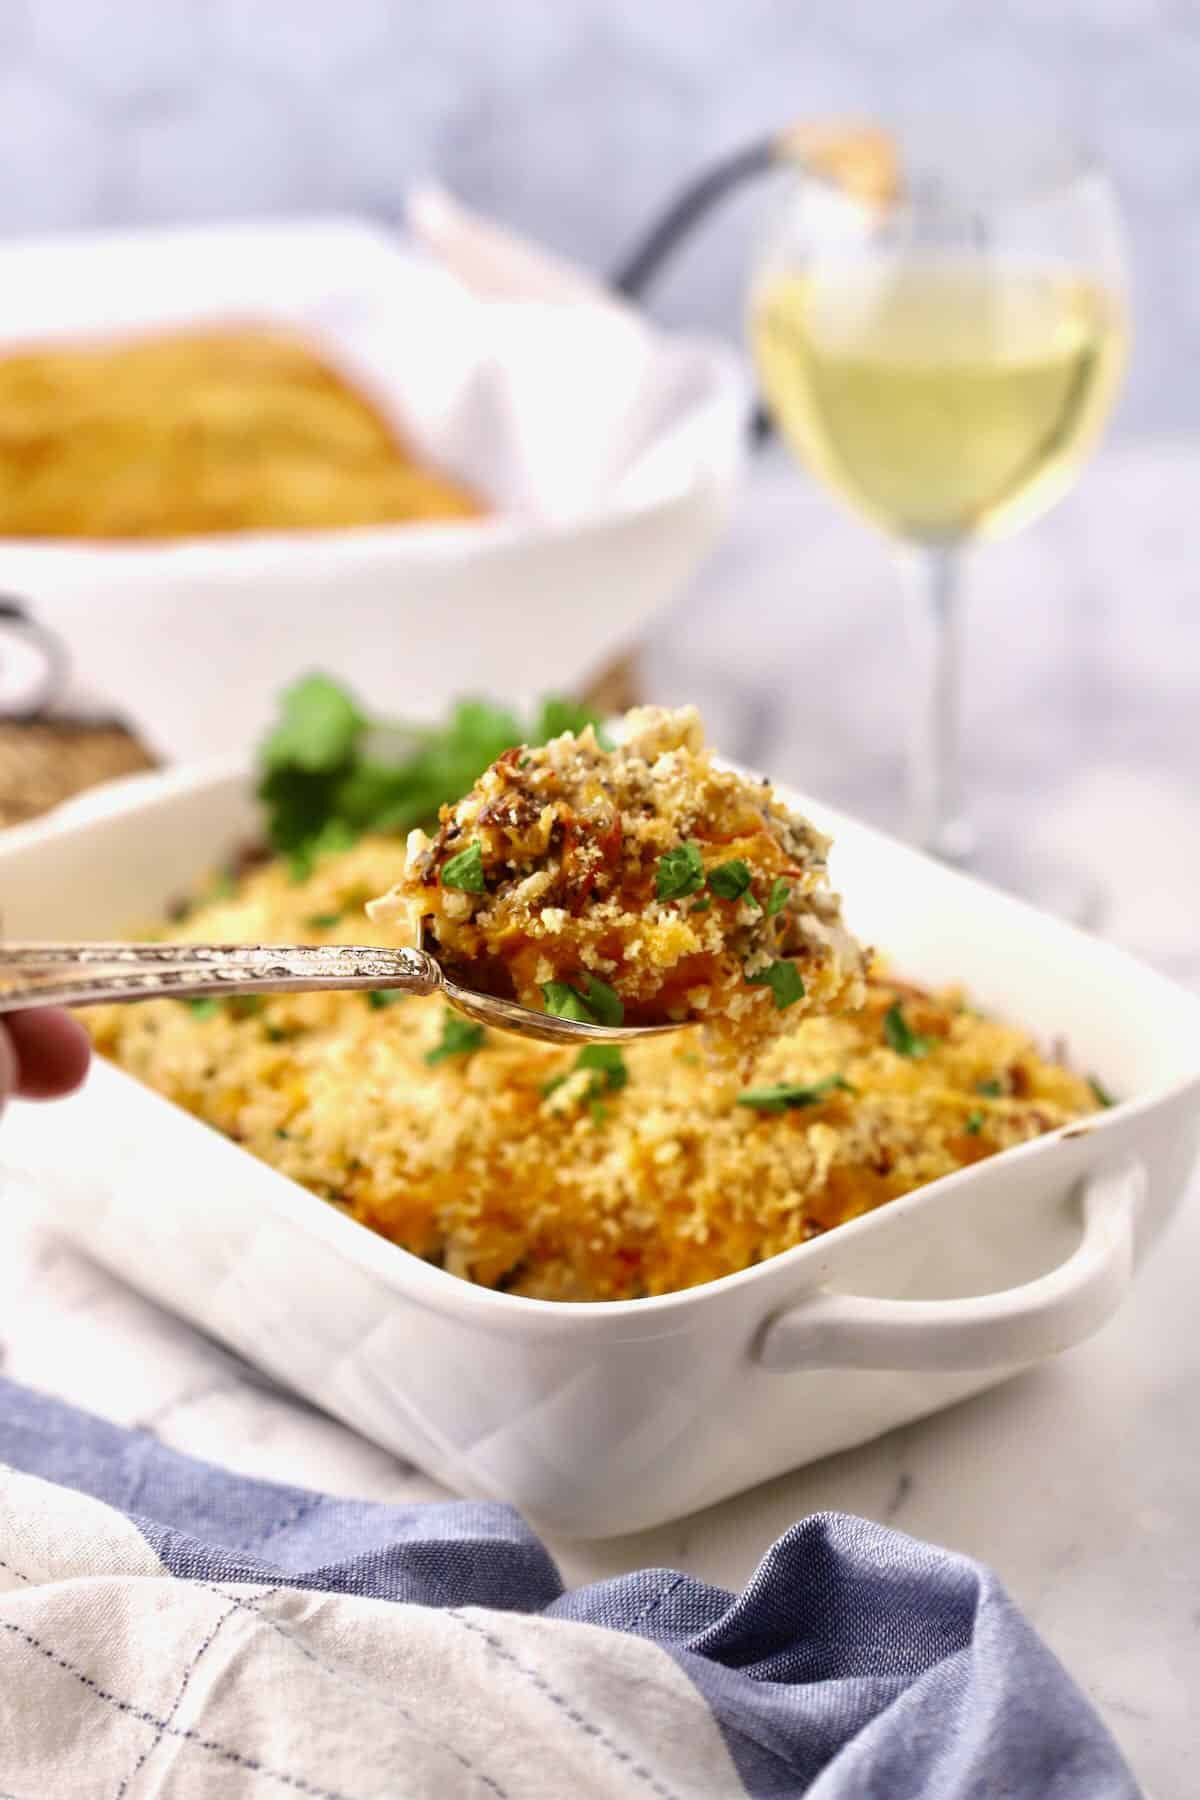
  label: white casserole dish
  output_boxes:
[0,217,746,758]
[2,762,1198,1537]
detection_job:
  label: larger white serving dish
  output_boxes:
[0,217,746,758]
[3,762,1198,1537]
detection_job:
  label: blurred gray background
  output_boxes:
[1,0,1197,433]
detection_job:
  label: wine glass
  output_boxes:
[747,123,1129,888]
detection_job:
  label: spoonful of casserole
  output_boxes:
[0,707,865,1049]
[366,705,865,1051]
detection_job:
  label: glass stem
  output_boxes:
[900,543,975,864]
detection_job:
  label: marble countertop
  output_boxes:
[3,439,1198,1796]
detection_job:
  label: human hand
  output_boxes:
[0,1009,91,1109]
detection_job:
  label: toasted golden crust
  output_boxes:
[86,836,1099,1302]
[0,326,482,538]
[368,706,866,1053]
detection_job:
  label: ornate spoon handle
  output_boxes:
[0,942,442,1011]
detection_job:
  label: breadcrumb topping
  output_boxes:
[86,836,1100,1303]
[367,705,866,1053]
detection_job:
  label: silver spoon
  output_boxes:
[0,936,680,1046]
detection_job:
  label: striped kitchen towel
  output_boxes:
[0,1376,1137,1798]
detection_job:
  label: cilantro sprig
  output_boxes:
[257,676,605,862]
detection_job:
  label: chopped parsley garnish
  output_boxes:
[737,1074,853,1113]
[441,842,485,892]
[304,911,343,930]
[588,1098,609,1127]
[1088,1075,1116,1108]
[181,997,219,1019]
[574,1043,628,1092]
[542,1043,628,1104]
[883,1002,932,1058]
[975,1077,1004,1097]
[275,1127,290,1139]
[965,1109,984,1135]
[765,877,791,917]
[746,959,804,1011]
[656,841,705,900]
[707,859,755,903]
[366,989,404,1010]
[209,868,237,900]
[541,975,624,1027]
[425,1013,487,1066]
[266,1025,295,1043]
[690,898,711,913]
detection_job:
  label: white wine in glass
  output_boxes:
[749,130,1128,875]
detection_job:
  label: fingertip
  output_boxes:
[8,1008,92,1100]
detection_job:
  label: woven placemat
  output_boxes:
[0,719,157,828]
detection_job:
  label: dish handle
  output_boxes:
[756,1159,1143,1373]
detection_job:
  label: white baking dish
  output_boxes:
[0,218,746,758]
[2,762,1198,1537]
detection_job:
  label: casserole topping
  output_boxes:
[87,835,1102,1302]
[366,706,867,1053]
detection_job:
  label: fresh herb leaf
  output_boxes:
[574,1043,628,1092]
[690,898,711,913]
[746,960,805,1011]
[656,841,705,900]
[531,695,606,745]
[182,997,219,1019]
[275,1127,290,1139]
[542,1043,629,1105]
[227,994,264,1019]
[766,877,791,917]
[542,981,595,1023]
[366,989,404,1010]
[884,1002,932,1058]
[257,685,607,863]
[965,1109,984,1135]
[975,1077,1004,1096]
[425,1014,487,1066]
[737,1074,853,1113]
[261,674,366,775]
[578,976,623,1026]
[305,911,343,930]
[588,1097,609,1126]
[541,975,624,1027]
[1088,1075,1116,1108]
[287,818,360,883]
[209,868,237,900]
[266,1026,295,1044]
[707,860,753,902]
[441,842,485,892]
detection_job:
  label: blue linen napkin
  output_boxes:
[0,1375,1138,1798]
